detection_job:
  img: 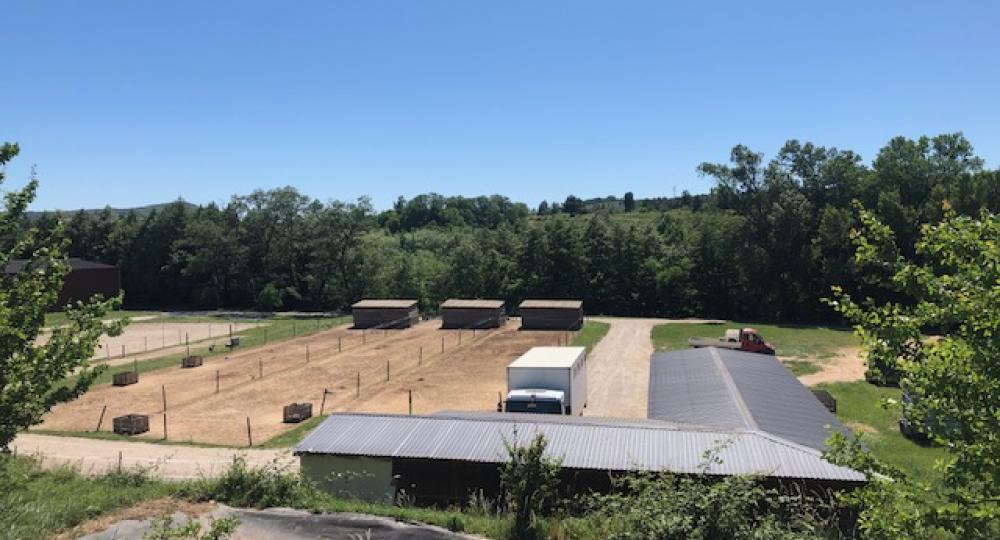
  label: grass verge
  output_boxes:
[27,429,237,449]
[652,322,859,359]
[572,320,611,353]
[1,455,510,539]
[258,414,329,448]
[814,381,950,479]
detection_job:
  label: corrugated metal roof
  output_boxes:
[519,299,583,309]
[440,299,505,309]
[295,412,865,483]
[351,299,419,309]
[508,347,585,369]
[648,347,848,450]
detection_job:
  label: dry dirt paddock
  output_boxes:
[40,319,561,446]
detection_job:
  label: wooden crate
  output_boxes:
[112,371,138,386]
[181,355,204,368]
[283,402,313,424]
[113,414,149,435]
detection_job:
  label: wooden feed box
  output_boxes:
[112,371,139,386]
[181,355,204,368]
[113,414,150,435]
[283,402,313,424]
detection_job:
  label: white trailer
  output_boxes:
[505,346,587,415]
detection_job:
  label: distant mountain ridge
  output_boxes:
[27,200,198,218]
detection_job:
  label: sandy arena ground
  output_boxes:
[40,319,562,446]
[91,321,262,362]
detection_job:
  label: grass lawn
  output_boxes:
[64,315,351,388]
[45,309,160,328]
[573,320,611,353]
[652,322,859,359]
[258,414,329,448]
[782,360,822,376]
[815,381,950,479]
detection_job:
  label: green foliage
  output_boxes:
[180,456,318,509]
[0,142,124,449]
[500,434,562,540]
[145,515,239,540]
[561,472,841,540]
[827,209,1000,537]
[0,455,174,540]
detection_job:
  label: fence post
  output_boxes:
[338,336,342,352]
[163,413,168,440]
[95,405,107,432]
[306,345,310,363]
[356,371,360,397]
[161,385,167,412]
[386,360,390,381]
[419,347,423,365]
[246,417,252,447]
[320,388,328,414]
[441,335,445,353]
[185,332,189,346]
[408,390,413,415]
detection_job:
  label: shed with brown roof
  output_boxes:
[351,299,420,329]
[518,299,584,330]
[440,299,506,329]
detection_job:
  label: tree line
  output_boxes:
[27,132,1000,321]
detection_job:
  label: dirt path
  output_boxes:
[10,433,295,480]
[797,347,866,386]
[584,317,723,418]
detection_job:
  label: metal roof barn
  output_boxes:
[351,299,420,329]
[439,299,506,329]
[518,299,584,330]
[648,347,849,450]
[3,258,120,309]
[295,412,865,502]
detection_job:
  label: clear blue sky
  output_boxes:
[3,1,999,211]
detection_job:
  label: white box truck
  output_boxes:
[504,346,587,415]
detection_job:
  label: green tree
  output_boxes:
[500,433,561,540]
[0,143,124,449]
[828,207,1000,536]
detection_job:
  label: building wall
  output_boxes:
[440,307,506,329]
[300,454,394,503]
[352,306,419,329]
[519,307,583,330]
[58,267,121,308]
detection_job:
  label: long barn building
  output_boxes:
[351,299,420,329]
[518,299,583,330]
[3,258,120,309]
[439,299,506,329]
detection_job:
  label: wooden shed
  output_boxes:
[440,299,506,329]
[351,299,420,329]
[3,258,121,309]
[518,299,584,330]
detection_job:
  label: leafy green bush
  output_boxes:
[560,472,842,540]
[180,456,318,509]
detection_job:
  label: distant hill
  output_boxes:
[27,201,198,219]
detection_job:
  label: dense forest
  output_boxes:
[31,133,1000,322]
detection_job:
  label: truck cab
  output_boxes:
[504,389,567,415]
[740,328,775,355]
